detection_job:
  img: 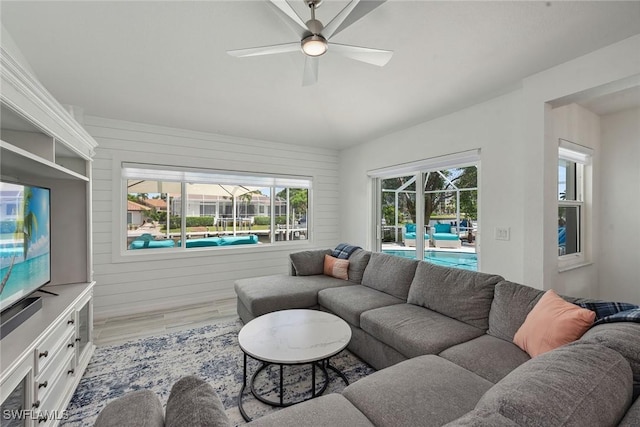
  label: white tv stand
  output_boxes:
[0,27,98,426]
[0,283,95,426]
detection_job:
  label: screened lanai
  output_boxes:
[380,166,478,247]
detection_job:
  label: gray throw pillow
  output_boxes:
[165,376,230,427]
[289,249,332,276]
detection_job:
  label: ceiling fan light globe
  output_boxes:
[301,35,328,57]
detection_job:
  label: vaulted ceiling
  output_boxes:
[2,1,639,149]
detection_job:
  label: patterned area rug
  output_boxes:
[61,317,375,426]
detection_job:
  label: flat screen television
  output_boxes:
[0,181,51,313]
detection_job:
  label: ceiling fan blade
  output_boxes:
[302,56,319,86]
[227,42,300,58]
[323,0,386,38]
[268,0,310,38]
[330,43,393,66]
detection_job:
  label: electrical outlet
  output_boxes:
[495,227,510,241]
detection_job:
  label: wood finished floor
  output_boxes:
[92,297,238,347]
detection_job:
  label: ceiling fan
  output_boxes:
[227,0,393,86]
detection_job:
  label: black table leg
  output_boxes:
[312,362,316,397]
[279,364,284,406]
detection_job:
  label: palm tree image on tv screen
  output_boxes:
[0,181,51,312]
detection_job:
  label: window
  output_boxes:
[122,164,311,252]
[558,139,591,267]
[369,150,480,270]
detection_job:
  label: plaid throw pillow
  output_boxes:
[577,301,640,326]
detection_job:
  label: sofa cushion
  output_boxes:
[618,397,640,427]
[408,262,503,330]
[361,253,419,300]
[443,409,519,426]
[318,285,404,327]
[487,281,593,342]
[347,249,371,284]
[343,355,494,427]
[439,334,530,384]
[246,394,375,427]
[488,281,545,341]
[93,390,164,427]
[165,376,229,427]
[323,254,349,280]
[580,322,640,397]
[475,342,633,427]
[513,290,595,357]
[360,304,485,358]
[289,249,332,275]
[234,274,351,318]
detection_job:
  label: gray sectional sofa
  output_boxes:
[233,248,640,426]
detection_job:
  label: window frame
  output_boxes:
[117,163,313,260]
[557,139,591,270]
[368,149,480,266]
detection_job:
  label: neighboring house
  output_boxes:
[127,200,150,227]
[142,198,167,214]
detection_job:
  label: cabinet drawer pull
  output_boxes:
[32,400,40,408]
[67,319,75,325]
[68,368,75,375]
[38,381,48,389]
[75,338,81,342]
[67,342,75,348]
[39,350,49,358]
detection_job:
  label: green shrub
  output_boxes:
[254,216,270,225]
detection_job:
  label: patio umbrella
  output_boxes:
[127,180,260,236]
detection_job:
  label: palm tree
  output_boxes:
[1,188,38,294]
[21,187,38,260]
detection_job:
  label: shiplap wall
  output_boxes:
[84,116,340,320]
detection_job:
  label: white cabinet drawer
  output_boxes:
[36,352,75,427]
[34,313,75,375]
[35,328,75,404]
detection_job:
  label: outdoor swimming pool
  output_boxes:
[382,250,477,271]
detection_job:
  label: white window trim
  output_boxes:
[369,150,481,264]
[557,139,591,270]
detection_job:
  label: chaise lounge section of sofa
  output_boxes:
[233,247,640,426]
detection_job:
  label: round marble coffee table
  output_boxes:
[237,309,352,421]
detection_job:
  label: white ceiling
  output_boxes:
[1,1,639,149]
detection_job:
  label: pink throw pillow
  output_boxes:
[513,290,595,357]
[323,255,349,280]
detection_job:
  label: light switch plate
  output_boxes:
[495,227,510,241]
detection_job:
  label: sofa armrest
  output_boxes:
[165,376,230,427]
[289,249,332,276]
[93,390,164,427]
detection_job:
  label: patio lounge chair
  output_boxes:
[402,223,429,247]
[430,223,462,249]
[128,233,176,250]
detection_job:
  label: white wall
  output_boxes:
[340,90,526,283]
[598,107,640,304]
[340,35,640,295]
[522,35,640,294]
[86,117,340,320]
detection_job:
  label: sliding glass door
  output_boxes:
[371,151,479,269]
